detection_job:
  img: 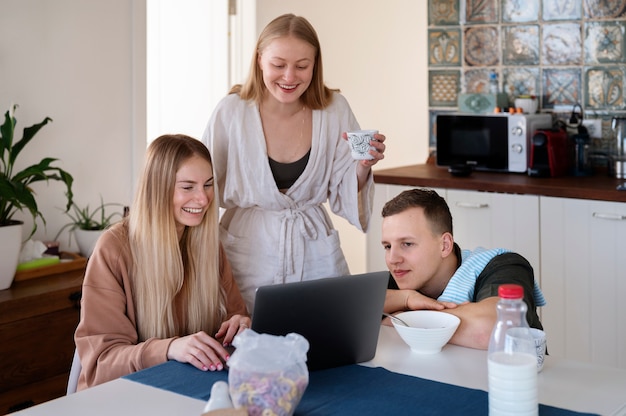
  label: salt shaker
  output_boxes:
[203,381,234,412]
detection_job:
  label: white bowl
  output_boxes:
[392,311,461,354]
[514,97,538,114]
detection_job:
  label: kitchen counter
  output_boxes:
[373,163,626,203]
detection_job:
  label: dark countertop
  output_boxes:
[373,164,626,203]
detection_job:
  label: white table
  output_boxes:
[12,326,626,416]
[366,326,626,416]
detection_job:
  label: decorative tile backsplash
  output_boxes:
[428,0,626,155]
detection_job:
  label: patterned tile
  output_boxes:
[429,29,462,66]
[464,26,500,66]
[542,23,583,65]
[429,70,461,107]
[502,0,540,22]
[584,22,626,64]
[585,66,626,110]
[429,0,460,25]
[429,110,455,148]
[464,68,493,93]
[503,25,540,65]
[504,67,541,99]
[465,0,498,23]
[583,0,626,18]
[543,0,583,20]
[426,0,626,153]
[542,68,582,108]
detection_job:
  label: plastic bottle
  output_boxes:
[487,284,538,416]
[488,70,499,95]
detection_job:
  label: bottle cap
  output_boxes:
[498,284,524,299]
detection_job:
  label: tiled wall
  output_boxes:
[428,0,626,154]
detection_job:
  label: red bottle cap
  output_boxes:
[498,284,524,299]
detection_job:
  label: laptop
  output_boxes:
[251,271,389,371]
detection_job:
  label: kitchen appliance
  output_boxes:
[436,113,552,173]
[528,127,570,177]
[571,132,593,176]
[611,117,626,179]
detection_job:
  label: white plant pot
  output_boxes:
[74,229,104,258]
[0,223,23,290]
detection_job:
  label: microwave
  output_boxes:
[436,113,553,173]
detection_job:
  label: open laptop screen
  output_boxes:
[251,271,389,371]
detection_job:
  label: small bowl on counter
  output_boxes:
[514,97,538,114]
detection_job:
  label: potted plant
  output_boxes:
[54,196,125,258]
[0,104,74,290]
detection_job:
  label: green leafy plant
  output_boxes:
[54,196,125,242]
[0,104,74,237]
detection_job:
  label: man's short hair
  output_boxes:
[381,188,453,236]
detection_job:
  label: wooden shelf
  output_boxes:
[0,269,84,413]
[14,252,87,283]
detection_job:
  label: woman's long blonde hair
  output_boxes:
[128,134,224,340]
[231,13,338,109]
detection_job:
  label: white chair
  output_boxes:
[66,349,81,395]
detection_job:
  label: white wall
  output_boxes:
[0,0,146,251]
[257,1,429,272]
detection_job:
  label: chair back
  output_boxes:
[66,349,81,395]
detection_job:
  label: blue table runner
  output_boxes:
[124,361,597,416]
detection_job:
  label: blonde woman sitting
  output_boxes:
[74,134,249,390]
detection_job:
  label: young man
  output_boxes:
[381,188,545,350]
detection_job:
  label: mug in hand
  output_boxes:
[347,130,378,160]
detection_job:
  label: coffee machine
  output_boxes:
[528,127,570,177]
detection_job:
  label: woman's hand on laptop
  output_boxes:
[167,331,232,371]
[215,314,252,347]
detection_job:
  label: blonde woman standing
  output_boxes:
[74,135,249,390]
[203,14,388,312]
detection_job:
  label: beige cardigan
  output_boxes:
[74,222,247,390]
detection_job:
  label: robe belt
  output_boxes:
[276,208,318,282]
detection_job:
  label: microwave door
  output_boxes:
[437,115,508,171]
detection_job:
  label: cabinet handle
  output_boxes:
[455,202,489,209]
[592,212,626,221]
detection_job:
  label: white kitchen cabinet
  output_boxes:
[446,190,541,283]
[540,196,626,368]
[366,184,445,272]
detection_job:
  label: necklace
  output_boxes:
[299,105,306,143]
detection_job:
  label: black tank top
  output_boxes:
[268,149,311,190]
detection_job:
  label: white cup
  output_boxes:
[346,129,378,160]
[514,97,538,114]
[530,328,547,372]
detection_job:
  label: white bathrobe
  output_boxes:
[202,92,374,313]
